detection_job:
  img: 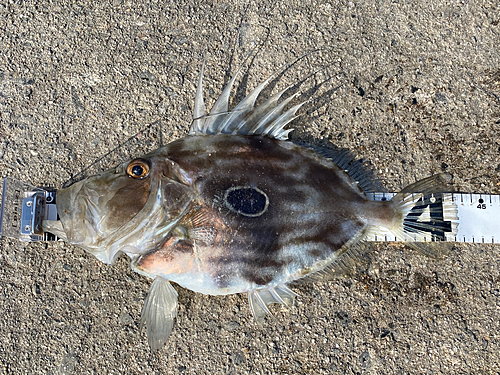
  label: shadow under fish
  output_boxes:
[43,60,458,351]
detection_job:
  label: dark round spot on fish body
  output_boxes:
[224,186,269,217]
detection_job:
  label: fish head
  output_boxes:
[50,151,196,264]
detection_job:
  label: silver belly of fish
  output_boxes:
[42,61,457,351]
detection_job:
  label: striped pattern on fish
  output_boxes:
[132,135,396,293]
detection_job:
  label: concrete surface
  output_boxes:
[1,0,500,374]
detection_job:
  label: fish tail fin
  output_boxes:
[140,277,178,352]
[387,173,458,258]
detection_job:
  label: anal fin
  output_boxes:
[248,284,299,324]
[298,240,373,283]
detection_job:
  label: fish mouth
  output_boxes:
[52,169,155,264]
[55,177,111,251]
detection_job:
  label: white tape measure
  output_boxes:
[366,192,500,244]
[1,177,499,244]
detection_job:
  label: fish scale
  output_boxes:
[0,60,496,352]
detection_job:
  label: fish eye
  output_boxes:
[126,158,151,179]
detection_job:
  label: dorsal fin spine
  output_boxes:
[217,74,278,134]
[238,86,290,134]
[189,62,303,140]
[202,67,243,134]
[250,93,298,135]
[191,61,207,135]
[267,102,306,138]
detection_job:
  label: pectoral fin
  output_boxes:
[140,277,178,351]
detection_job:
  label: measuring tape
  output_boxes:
[366,192,500,244]
[1,177,499,244]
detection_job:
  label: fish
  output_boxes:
[42,60,458,351]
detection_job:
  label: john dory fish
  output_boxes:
[43,61,457,350]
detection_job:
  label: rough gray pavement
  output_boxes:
[1,1,500,374]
